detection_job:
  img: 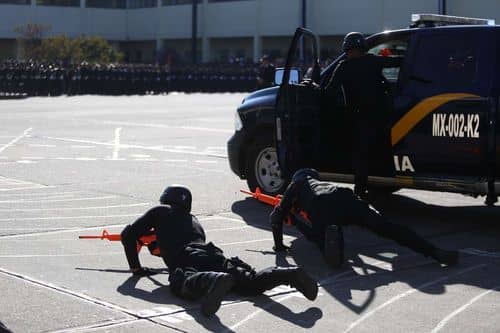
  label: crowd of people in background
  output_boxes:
[0,59,277,97]
[0,56,337,97]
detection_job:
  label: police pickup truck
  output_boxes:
[227,14,500,205]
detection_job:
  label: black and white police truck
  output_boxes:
[228,14,500,205]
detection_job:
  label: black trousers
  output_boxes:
[168,242,288,297]
[299,189,436,257]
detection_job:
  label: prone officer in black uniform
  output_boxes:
[121,185,318,317]
[326,32,402,197]
[270,169,459,268]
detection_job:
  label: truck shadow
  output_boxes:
[231,193,500,314]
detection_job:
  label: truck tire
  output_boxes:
[245,139,289,195]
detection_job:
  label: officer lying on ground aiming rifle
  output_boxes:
[270,169,459,267]
[120,185,318,317]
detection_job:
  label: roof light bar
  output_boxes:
[411,13,495,28]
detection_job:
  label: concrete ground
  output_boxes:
[0,94,499,333]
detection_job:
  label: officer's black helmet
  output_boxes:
[159,185,192,212]
[292,168,320,183]
[342,32,367,52]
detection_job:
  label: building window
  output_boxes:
[0,0,30,4]
[162,0,200,6]
[128,0,156,8]
[86,0,126,8]
[36,0,79,6]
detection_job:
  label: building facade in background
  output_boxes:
[0,0,499,64]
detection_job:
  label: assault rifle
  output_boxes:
[240,187,311,225]
[79,229,160,256]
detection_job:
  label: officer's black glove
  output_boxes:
[273,244,291,253]
[132,267,158,277]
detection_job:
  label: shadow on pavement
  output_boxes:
[117,274,322,332]
[232,191,500,314]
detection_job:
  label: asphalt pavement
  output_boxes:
[0,94,499,333]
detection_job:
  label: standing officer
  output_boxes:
[270,169,458,268]
[256,55,275,90]
[121,185,318,317]
[325,32,402,197]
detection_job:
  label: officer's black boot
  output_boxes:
[255,267,318,300]
[430,248,459,266]
[200,273,235,316]
[323,225,344,268]
[180,270,234,316]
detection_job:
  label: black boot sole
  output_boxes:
[293,268,318,301]
[201,274,235,317]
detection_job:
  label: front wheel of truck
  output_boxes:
[245,139,288,195]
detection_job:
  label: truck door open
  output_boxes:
[275,28,321,179]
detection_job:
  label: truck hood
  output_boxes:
[239,86,278,113]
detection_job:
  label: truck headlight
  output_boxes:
[235,112,243,131]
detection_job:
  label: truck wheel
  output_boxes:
[245,140,288,195]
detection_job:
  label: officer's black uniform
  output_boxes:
[270,169,458,267]
[325,33,402,196]
[256,55,275,90]
[121,185,318,316]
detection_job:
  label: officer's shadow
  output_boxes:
[291,231,490,314]
[117,273,322,332]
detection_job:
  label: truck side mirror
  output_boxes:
[274,68,300,85]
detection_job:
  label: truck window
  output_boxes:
[368,39,408,82]
[412,33,479,91]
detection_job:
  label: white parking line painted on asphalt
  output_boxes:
[0,213,140,222]
[219,237,293,246]
[0,202,150,212]
[205,226,251,233]
[0,215,244,238]
[133,158,158,162]
[0,186,55,192]
[112,127,122,160]
[99,120,233,134]
[71,145,96,149]
[16,160,38,164]
[0,176,47,191]
[21,157,44,160]
[0,190,82,197]
[194,160,218,164]
[224,264,364,333]
[342,264,487,333]
[43,135,227,158]
[29,144,56,148]
[0,128,33,154]
[431,285,500,333]
[74,157,98,161]
[0,267,136,316]
[163,159,188,163]
[200,216,246,224]
[0,252,123,258]
[0,195,116,203]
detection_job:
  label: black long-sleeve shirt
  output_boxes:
[325,54,402,115]
[270,178,354,245]
[121,205,206,270]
